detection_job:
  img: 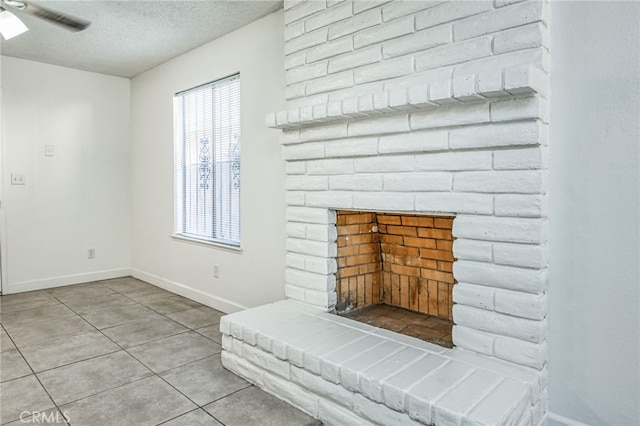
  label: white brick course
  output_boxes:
[300,121,348,142]
[307,158,354,175]
[378,129,448,153]
[305,1,352,32]
[494,194,546,217]
[287,237,336,259]
[449,121,540,149]
[353,192,415,211]
[286,28,328,55]
[416,0,492,30]
[283,142,325,161]
[285,0,326,25]
[286,175,328,191]
[285,51,306,70]
[349,113,410,136]
[453,215,545,244]
[293,366,355,407]
[493,146,548,170]
[493,242,548,269]
[264,372,319,417]
[415,36,492,71]
[286,61,328,85]
[324,136,378,157]
[354,56,414,84]
[306,37,353,63]
[286,191,305,206]
[464,378,532,424]
[453,238,493,262]
[454,260,546,293]
[384,172,452,192]
[381,0,442,22]
[415,192,494,215]
[490,95,547,122]
[359,346,425,402]
[495,289,547,321]
[329,174,383,191]
[353,15,414,49]
[285,82,306,101]
[432,369,503,426]
[355,393,424,425]
[493,337,547,369]
[408,361,475,424]
[353,0,389,14]
[340,341,404,391]
[453,170,543,194]
[453,283,495,311]
[285,20,305,42]
[453,1,542,41]
[415,151,493,171]
[452,325,495,355]
[410,102,490,130]
[382,25,451,59]
[454,305,547,343]
[493,23,545,54]
[328,8,381,40]
[306,191,354,208]
[306,70,355,95]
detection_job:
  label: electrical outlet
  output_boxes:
[11,173,26,185]
[88,248,95,259]
[213,265,219,278]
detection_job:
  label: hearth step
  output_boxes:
[220,300,543,426]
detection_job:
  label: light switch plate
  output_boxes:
[45,145,54,156]
[11,173,26,185]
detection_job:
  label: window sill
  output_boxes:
[171,234,242,253]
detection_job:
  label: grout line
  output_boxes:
[0,278,246,426]
[0,329,68,425]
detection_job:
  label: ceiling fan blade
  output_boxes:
[2,0,90,31]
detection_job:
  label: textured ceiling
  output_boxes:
[0,0,283,78]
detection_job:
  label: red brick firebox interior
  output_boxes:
[335,210,455,347]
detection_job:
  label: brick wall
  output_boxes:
[378,213,454,320]
[335,211,381,311]
[273,0,550,375]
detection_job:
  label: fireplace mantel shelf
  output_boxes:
[266,66,548,131]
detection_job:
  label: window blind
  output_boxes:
[174,74,241,247]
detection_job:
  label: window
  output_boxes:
[173,74,241,248]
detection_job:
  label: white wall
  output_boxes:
[0,57,132,293]
[549,1,640,425]
[130,10,286,313]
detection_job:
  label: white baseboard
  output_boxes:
[131,268,247,314]
[3,268,132,294]
[548,412,590,426]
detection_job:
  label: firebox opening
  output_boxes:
[335,210,456,348]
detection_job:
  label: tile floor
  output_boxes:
[0,277,321,426]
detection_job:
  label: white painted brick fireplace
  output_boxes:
[222,0,550,424]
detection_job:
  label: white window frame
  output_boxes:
[173,74,241,249]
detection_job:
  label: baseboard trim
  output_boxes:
[131,268,247,314]
[3,268,132,294]
[548,412,590,426]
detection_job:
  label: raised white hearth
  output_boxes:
[222,300,545,425]
[222,1,550,424]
